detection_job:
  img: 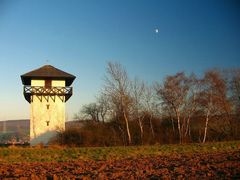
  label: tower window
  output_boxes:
[45,80,52,88]
[46,121,50,126]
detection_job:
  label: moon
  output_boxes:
[155,28,159,33]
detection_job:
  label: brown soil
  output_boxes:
[0,150,239,179]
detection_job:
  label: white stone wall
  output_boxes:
[30,79,66,145]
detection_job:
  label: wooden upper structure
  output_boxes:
[21,65,76,103]
[21,65,76,86]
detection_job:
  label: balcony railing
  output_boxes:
[23,86,73,103]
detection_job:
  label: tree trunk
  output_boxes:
[175,109,182,143]
[118,125,126,146]
[149,114,155,139]
[170,115,175,134]
[138,117,144,144]
[100,113,105,123]
[202,108,210,143]
[185,115,191,137]
[123,110,132,145]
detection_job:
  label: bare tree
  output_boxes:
[155,73,195,143]
[198,70,231,143]
[229,69,240,139]
[228,69,240,113]
[232,71,240,100]
[103,62,133,145]
[81,103,100,122]
[162,105,176,135]
[182,74,200,139]
[197,81,213,143]
[142,84,158,139]
[131,78,145,143]
[97,93,111,123]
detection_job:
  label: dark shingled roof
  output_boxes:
[21,65,76,86]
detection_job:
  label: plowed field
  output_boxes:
[0,150,239,179]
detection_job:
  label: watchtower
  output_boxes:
[21,65,75,145]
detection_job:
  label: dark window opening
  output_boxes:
[45,80,52,88]
[46,121,50,126]
[46,104,50,109]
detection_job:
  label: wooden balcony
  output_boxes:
[23,86,73,103]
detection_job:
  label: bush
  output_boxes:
[52,121,124,147]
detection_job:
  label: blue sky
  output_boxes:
[0,0,239,121]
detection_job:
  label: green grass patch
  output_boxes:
[0,141,239,163]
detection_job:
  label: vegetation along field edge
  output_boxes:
[0,141,239,163]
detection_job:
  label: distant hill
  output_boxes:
[0,119,29,144]
[0,119,29,133]
[65,120,85,129]
[0,119,82,133]
[0,119,82,144]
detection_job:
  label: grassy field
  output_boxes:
[0,141,239,163]
[0,141,239,179]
